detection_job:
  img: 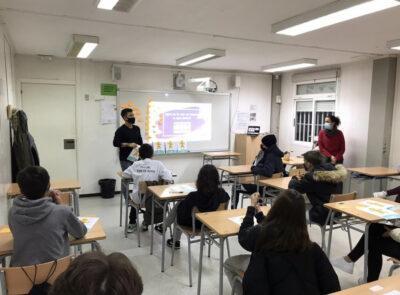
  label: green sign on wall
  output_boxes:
[101,83,118,96]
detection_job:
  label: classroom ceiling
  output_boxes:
[0,0,399,72]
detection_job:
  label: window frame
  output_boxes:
[292,79,338,146]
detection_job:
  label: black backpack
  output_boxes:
[21,260,58,295]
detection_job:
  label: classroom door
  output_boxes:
[21,83,78,180]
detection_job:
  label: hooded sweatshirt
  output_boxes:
[177,188,230,228]
[9,197,87,267]
[251,144,284,177]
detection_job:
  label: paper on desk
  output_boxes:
[229,216,257,226]
[384,291,400,295]
[78,217,99,231]
[168,184,196,194]
[369,285,384,292]
[357,200,400,220]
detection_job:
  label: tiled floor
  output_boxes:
[76,190,397,295]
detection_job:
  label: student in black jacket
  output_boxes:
[224,190,340,295]
[234,134,284,209]
[288,150,347,226]
[165,164,230,249]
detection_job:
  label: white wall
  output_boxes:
[278,59,374,168]
[390,57,400,167]
[15,55,272,194]
[0,26,16,224]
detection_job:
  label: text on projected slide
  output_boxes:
[148,101,212,142]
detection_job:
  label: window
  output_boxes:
[294,81,337,144]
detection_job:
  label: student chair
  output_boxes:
[124,181,148,246]
[170,202,230,287]
[230,271,244,295]
[0,256,72,295]
[312,192,359,257]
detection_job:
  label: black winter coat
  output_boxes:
[239,207,341,295]
[251,144,284,177]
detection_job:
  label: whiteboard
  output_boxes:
[117,89,231,153]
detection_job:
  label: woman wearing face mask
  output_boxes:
[318,115,345,164]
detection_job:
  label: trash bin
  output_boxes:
[98,179,116,199]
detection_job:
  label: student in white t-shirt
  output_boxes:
[123,144,173,233]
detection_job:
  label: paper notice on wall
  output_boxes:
[100,100,116,125]
[249,105,257,122]
[232,112,250,134]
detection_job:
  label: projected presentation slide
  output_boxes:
[148,101,212,142]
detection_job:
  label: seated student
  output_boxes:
[234,134,284,208]
[332,223,400,282]
[9,166,87,267]
[49,251,143,295]
[165,164,230,249]
[122,143,173,232]
[224,190,340,295]
[288,150,347,226]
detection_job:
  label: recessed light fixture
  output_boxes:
[176,49,226,66]
[262,59,318,73]
[95,0,141,12]
[67,35,99,59]
[387,39,400,50]
[272,0,400,36]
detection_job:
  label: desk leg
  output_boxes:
[73,189,80,216]
[363,223,371,283]
[326,210,334,257]
[1,256,5,267]
[150,196,155,255]
[228,157,231,166]
[197,225,205,295]
[220,171,225,187]
[219,237,225,295]
[347,173,353,193]
[120,180,124,227]
[161,201,168,272]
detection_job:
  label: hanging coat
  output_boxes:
[11,110,40,181]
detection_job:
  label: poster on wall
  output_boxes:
[100,100,116,125]
[232,111,250,134]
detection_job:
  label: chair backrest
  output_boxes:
[289,168,306,177]
[329,192,357,203]
[190,202,229,233]
[1,256,72,295]
[59,192,72,207]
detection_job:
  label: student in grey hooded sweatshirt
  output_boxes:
[9,166,87,266]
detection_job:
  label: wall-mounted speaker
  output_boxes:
[112,65,122,81]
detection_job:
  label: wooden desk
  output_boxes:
[6,180,81,215]
[258,177,291,191]
[332,275,400,294]
[202,152,241,165]
[147,183,196,273]
[0,219,106,263]
[218,165,254,209]
[282,157,304,167]
[324,198,400,283]
[347,167,400,192]
[196,207,270,295]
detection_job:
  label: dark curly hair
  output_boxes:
[326,114,341,127]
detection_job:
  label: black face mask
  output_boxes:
[127,117,135,124]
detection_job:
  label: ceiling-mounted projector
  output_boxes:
[189,77,218,93]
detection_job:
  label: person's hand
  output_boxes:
[49,190,62,205]
[250,192,260,207]
[331,156,337,164]
[255,203,262,213]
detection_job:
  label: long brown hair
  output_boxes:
[255,189,312,253]
[196,164,220,196]
[49,251,143,295]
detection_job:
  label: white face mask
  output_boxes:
[324,123,333,130]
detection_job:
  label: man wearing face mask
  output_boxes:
[318,115,345,164]
[234,134,284,209]
[113,108,143,232]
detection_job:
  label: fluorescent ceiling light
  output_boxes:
[95,0,142,12]
[262,59,318,73]
[97,0,119,10]
[387,39,400,50]
[272,0,400,36]
[176,49,226,66]
[67,35,99,59]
